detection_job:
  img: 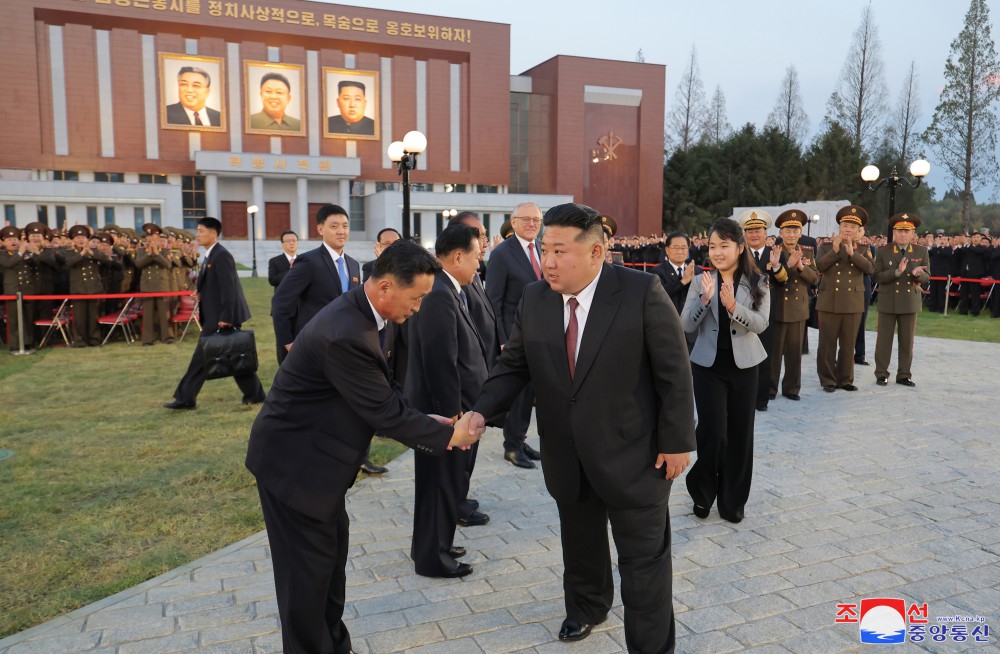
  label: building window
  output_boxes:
[349,181,365,232]
[375,181,398,192]
[413,212,422,239]
[151,207,162,226]
[139,174,169,184]
[37,205,49,225]
[410,183,433,192]
[444,183,467,193]
[51,170,79,181]
[475,185,499,194]
[94,172,125,183]
[509,93,531,193]
[182,175,206,230]
[86,206,98,227]
[104,207,115,226]
[134,207,145,229]
[4,205,16,224]
[55,206,67,226]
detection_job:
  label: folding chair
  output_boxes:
[99,297,136,345]
[171,296,201,342]
[35,299,73,348]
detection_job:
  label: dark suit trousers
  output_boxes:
[756,324,772,407]
[557,472,676,654]
[502,384,534,452]
[769,320,806,396]
[172,335,265,405]
[141,297,171,344]
[959,278,982,315]
[411,449,468,575]
[929,279,947,312]
[71,299,100,345]
[817,312,861,387]
[854,288,872,358]
[457,442,479,520]
[875,312,918,382]
[688,356,756,522]
[258,486,353,654]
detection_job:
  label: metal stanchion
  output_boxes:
[943,277,951,316]
[14,291,30,355]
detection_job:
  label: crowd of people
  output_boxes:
[1,221,200,351]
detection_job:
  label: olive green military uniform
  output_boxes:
[1,246,38,351]
[64,246,110,346]
[874,241,930,384]
[769,245,819,397]
[135,247,174,344]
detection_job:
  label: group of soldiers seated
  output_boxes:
[1,221,199,352]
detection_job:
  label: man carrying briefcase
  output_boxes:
[164,216,265,410]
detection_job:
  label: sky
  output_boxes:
[339,0,988,199]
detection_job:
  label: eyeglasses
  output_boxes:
[667,245,688,250]
[513,217,541,225]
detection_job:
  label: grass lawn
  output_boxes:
[864,304,1000,342]
[0,277,405,638]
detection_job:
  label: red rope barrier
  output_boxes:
[0,291,194,301]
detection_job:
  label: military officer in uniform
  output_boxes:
[1,226,38,351]
[136,223,174,345]
[64,225,110,346]
[24,222,64,324]
[815,205,875,393]
[739,210,776,411]
[767,210,819,400]
[873,213,930,387]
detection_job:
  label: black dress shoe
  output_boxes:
[720,511,744,524]
[522,443,541,460]
[693,504,710,519]
[242,396,265,406]
[448,546,466,558]
[756,403,768,412]
[360,460,388,475]
[440,562,473,578]
[823,385,836,393]
[840,384,858,391]
[163,400,195,410]
[897,379,916,387]
[457,510,490,527]
[464,499,480,511]
[558,618,594,641]
[782,393,800,401]
[876,377,888,386]
[768,392,777,400]
[854,358,870,366]
[504,449,536,469]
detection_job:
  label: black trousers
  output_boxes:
[502,383,534,452]
[855,288,872,359]
[688,355,757,521]
[172,333,265,405]
[457,441,480,520]
[258,486,353,654]
[959,278,982,315]
[411,448,470,576]
[928,279,947,313]
[71,299,100,345]
[557,471,676,654]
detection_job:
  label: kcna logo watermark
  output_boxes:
[835,598,991,645]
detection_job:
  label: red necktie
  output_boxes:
[528,243,541,280]
[566,297,579,378]
[289,256,295,267]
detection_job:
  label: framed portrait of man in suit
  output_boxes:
[245,61,306,136]
[159,53,226,132]
[323,68,379,140]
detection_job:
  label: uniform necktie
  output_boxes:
[754,250,760,264]
[378,326,386,350]
[336,257,349,293]
[528,243,542,280]
[459,288,469,312]
[566,297,579,379]
[193,111,203,126]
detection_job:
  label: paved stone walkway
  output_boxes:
[2,331,998,653]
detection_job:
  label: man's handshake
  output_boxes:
[432,411,489,450]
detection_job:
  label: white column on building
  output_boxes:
[142,35,160,159]
[205,174,219,221]
[252,175,265,239]
[296,177,309,236]
[339,179,350,213]
[48,26,69,156]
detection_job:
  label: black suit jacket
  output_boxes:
[361,259,375,281]
[327,115,375,135]
[197,243,250,334]
[267,253,292,288]
[405,271,489,415]
[271,246,361,348]
[473,264,696,508]
[485,236,541,344]
[651,260,692,316]
[165,102,222,127]
[465,274,500,369]
[247,286,453,522]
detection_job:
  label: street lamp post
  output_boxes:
[247,204,259,277]
[860,159,931,240]
[808,214,820,237]
[387,131,427,240]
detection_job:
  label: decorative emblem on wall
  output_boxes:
[591,131,622,163]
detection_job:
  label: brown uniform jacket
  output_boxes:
[64,248,110,294]
[134,249,173,292]
[0,249,38,294]
[769,246,819,323]
[816,241,875,314]
[874,243,930,314]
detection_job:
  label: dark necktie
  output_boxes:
[754,250,761,264]
[566,297,579,379]
[193,111,203,126]
[378,326,386,351]
[459,288,469,312]
[528,243,542,280]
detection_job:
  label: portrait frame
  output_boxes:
[323,68,380,141]
[244,61,306,137]
[159,53,227,132]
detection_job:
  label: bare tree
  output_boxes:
[923,0,1000,229]
[701,85,732,145]
[765,65,809,145]
[665,46,707,154]
[635,48,645,63]
[825,3,889,153]
[891,61,922,163]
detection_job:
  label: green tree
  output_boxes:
[922,0,1000,231]
[804,122,865,204]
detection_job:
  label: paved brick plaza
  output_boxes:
[2,331,998,654]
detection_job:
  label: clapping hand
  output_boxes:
[844,239,855,256]
[768,247,781,271]
[910,265,926,278]
[897,257,909,274]
[699,271,715,305]
[719,280,735,310]
[787,249,803,270]
[832,234,842,252]
[682,261,695,283]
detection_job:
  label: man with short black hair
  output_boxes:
[164,217,265,409]
[268,230,299,365]
[362,227,401,281]
[327,80,376,135]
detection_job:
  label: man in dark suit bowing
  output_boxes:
[272,204,361,354]
[466,203,696,653]
[406,224,489,577]
[485,201,544,469]
[247,240,482,654]
[164,217,265,409]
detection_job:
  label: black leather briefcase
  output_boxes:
[201,328,258,380]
